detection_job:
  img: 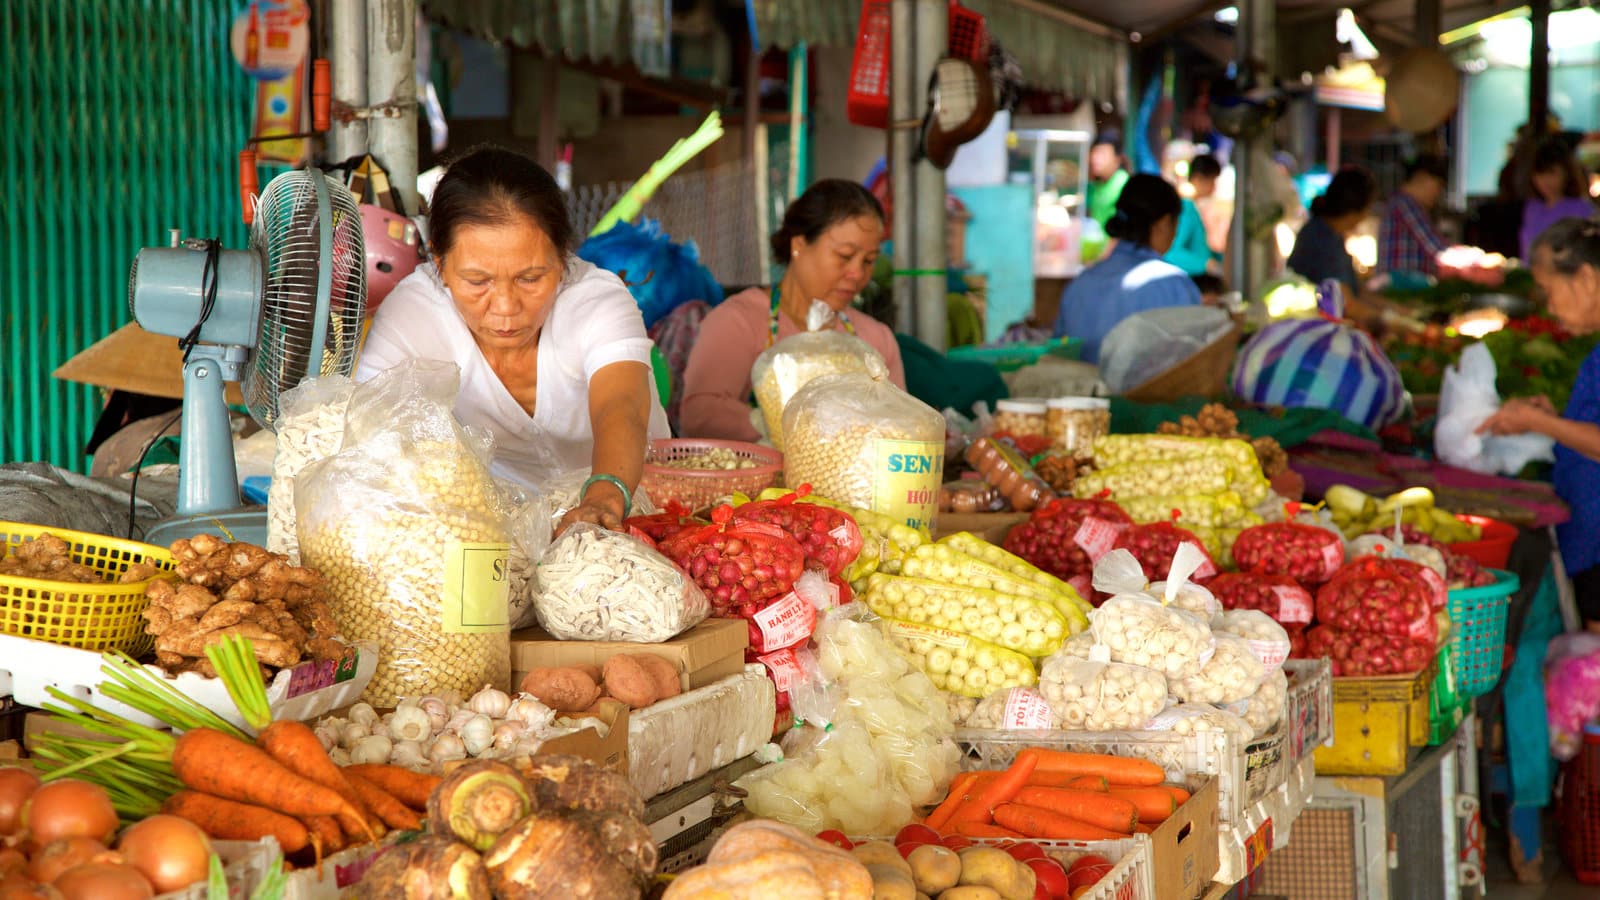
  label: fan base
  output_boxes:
[143,508,269,549]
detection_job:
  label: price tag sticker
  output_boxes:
[1002,688,1056,730]
[757,646,813,693]
[752,592,816,652]
[1272,585,1313,624]
[285,658,337,699]
[1321,540,1345,575]
[1074,517,1121,561]
[1248,639,1291,670]
[1407,610,1433,642]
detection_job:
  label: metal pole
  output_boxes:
[329,0,368,164]
[367,0,418,213]
[889,0,916,334]
[1229,0,1276,298]
[1530,0,1551,136]
[911,0,947,351]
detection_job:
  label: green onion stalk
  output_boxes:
[588,111,725,238]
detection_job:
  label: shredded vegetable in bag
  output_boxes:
[1089,548,1216,680]
[533,524,709,642]
[1169,633,1265,705]
[966,686,1060,730]
[1212,609,1292,672]
[753,318,887,451]
[1038,653,1167,731]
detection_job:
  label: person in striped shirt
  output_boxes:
[1378,154,1450,277]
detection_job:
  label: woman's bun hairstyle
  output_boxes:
[770,179,885,264]
[1105,174,1181,244]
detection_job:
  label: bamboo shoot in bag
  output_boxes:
[296,360,513,707]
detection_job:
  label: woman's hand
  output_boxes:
[1477,396,1556,436]
[558,482,628,534]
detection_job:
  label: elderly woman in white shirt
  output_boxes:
[357,146,671,532]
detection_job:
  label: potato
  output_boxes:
[575,663,603,683]
[908,845,961,895]
[937,887,1001,900]
[518,667,602,713]
[957,847,1035,900]
[853,841,911,878]
[631,654,683,699]
[602,655,660,709]
[867,863,917,900]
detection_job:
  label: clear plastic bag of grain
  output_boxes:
[296,360,513,707]
[781,362,946,533]
[752,322,885,451]
[267,375,356,563]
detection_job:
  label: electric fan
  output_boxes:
[127,167,366,545]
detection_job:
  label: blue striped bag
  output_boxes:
[1232,289,1406,430]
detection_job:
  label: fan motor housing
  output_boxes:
[129,246,264,348]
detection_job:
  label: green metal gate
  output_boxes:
[1,0,258,471]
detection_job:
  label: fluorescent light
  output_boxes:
[1214,6,1238,24]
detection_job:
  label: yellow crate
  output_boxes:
[0,523,174,655]
[1311,660,1437,777]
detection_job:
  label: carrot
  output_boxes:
[161,790,310,853]
[343,764,442,811]
[1107,787,1179,825]
[1061,774,1109,791]
[1025,749,1165,786]
[258,720,380,836]
[1135,822,1155,834]
[1013,787,1137,834]
[993,803,1128,841]
[949,752,1038,826]
[301,815,344,859]
[345,773,424,831]
[172,728,376,843]
[951,821,1027,840]
[926,772,989,831]
[1163,784,1192,805]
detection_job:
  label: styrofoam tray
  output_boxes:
[628,665,775,800]
[0,632,376,730]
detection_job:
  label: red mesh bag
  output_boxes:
[1114,521,1218,582]
[1002,496,1132,582]
[660,505,807,618]
[1300,624,1433,676]
[1233,523,1345,585]
[729,487,864,578]
[1314,557,1438,647]
[1205,572,1315,626]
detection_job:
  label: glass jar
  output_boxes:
[1047,397,1111,461]
[993,399,1048,439]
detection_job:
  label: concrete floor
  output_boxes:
[1484,831,1596,899]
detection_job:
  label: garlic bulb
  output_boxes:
[492,721,526,750]
[418,696,451,733]
[328,747,352,766]
[508,736,545,758]
[505,696,555,731]
[313,720,340,752]
[444,709,476,736]
[340,722,370,749]
[348,702,380,728]
[391,740,428,770]
[460,714,495,756]
[428,733,466,765]
[368,721,391,740]
[351,735,393,766]
[467,684,512,719]
[387,705,432,743]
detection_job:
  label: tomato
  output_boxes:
[1067,853,1113,890]
[1006,842,1048,862]
[815,830,853,850]
[895,824,942,846]
[896,842,927,860]
[1026,857,1070,899]
[939,835,973,851]
[1034,883,1053,900]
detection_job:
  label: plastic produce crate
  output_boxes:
[1557,724,1600,885]
[1242,726,1286,808]
[1000,835,1154,900]
[0,522,174,655]
[158,838,281,899]
[1284,659,1333,762]
[1427,647,1466,746]
[1445,569,1516,697]
[1447,515,1516,569]
[1312,659,1438,777]
[946,336,1085,372]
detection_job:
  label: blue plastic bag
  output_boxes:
[577,219,724,328]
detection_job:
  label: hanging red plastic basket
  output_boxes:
[847,0,989,129]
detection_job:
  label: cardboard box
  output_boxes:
[932,512,1028,544]
[538,700,629,773]
[510,618,748,694]
[1151,776,1221,900]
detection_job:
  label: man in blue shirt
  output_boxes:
[1054,174,1202,364]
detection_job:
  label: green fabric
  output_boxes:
[1164,199,1211,277]
[1087,169,1129,227]
[1507,567,1560,808]
[1109,398,1376,449]
[897,334,1009,413]
[947,293,985,349]
[651,345,670,408]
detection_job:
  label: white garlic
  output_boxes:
[419,696,451,733]
[445,709,476,736]
[328,747,352,766]
[387,705,432,743]
[313,720,340,752]
[367,721,391,740]
[508,736,545,759]
[492,721,526,750]
[340,722,370,749]
[504,696,555,730]
[460,714,495,756]
[467,685,511,719]
[348,702,380,728]
[390,739,428,770]
[351,735,394,765]
[428,733,467,765]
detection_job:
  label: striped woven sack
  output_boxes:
[1232,318,1406,430]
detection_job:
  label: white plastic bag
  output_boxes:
[268,375,356,562]
[1038,653,1168,731]
[1089,548,1216,680]
[533,524,709,642]
[1098,306,1235,394]
[1211,609,1291,673]
[1229,669,1288,738]
[1436,342,1556,475]
[966,686,1060,730]
[1144,702,1253,744]
[1169,633,1265,705]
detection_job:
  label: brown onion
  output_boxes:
[52,864,151,900]
[25,839,112,885]
[0,851,24,878]
[0,874,64,900]
[0,769,40,837]
[114,815,211,894]
[20,782,116,850]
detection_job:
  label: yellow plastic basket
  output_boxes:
[0,523,175,655]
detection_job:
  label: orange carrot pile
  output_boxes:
[922,747,1193,842]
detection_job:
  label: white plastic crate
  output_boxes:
[0,632,377,729]
[847,834,1156,900]
[1284,658,1333,761]
[156,838,281,900]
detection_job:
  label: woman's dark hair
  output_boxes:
[1189,154,1222,180]
[1532,217,1600,274]
[1524,136,1588,199]
[770,179,885,264]
[1106,174,1182,245]
[1403,154,1450,183]
[429,146,575,260]
[1310,166,1378,219]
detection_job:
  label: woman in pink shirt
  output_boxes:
[679,180,906,441]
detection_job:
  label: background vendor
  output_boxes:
[358,146,671,532]
[678,179,904,442]
[1052,174,1201,365]
[1478,218,1600,625]
[1086,133,1130,230]
[1288,165,1378,300]
[1378,154,1450,277]
[1520,137,1594,260]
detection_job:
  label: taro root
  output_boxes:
[351,836,491,900]
[426,761,534,852]
[484,809,653,900]
[513,754,644,820]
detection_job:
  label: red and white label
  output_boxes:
[1188,543,1219,580]
[1419,567,1448,610]
[1321,540,1344,576]
[1074,517,1122,561]
[1272,585,1313,624]
[830,524,856,545]
[751,591,817,652]
[1248,639,1291,671]
[757,646,813,693]
[1407,610,1434,643]
[1002,688,1057,730]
